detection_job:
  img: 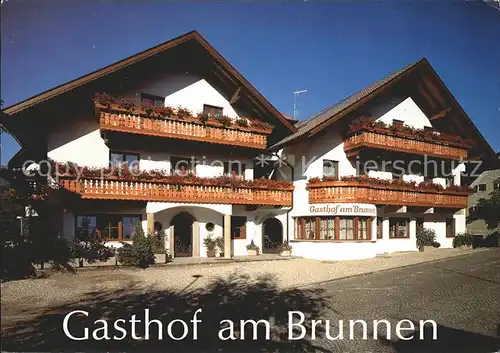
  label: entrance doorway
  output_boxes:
[262,218,283,254]
[170,212,195,257]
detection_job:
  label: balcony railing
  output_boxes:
[59,178,293,206]
[98,110,270,150]
[344,131,469,160]
[307,180,468,208]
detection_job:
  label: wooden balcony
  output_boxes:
[59,178,293,206]
[344,131,469,160]
[307,180,468,208]
[98,110,270,150]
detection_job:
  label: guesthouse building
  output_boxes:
[1,31,496,261]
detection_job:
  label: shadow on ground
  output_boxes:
[2,272,499,353]
[1,273,330,352]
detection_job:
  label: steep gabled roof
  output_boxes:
[2,30,297,133]
[270,58,497,166]
[270,59,422,151]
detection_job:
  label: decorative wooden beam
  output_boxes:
[430,108,452,121]
[230,87,242,104]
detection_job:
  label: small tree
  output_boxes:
[70,231,114,267]
[416,226,440,250]
[117,223,155,268]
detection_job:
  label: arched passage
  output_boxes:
[262,218,283,254]
[170,212,196,257]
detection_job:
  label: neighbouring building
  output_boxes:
[1,31,497,261]
[467,153,500,236]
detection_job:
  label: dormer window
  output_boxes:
[141,93,164,107]
[393,119,404,129]
[203,104,223,118]
[323,160,339,179]
[224,161,246,179]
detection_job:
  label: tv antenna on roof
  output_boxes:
[293,89,307,120]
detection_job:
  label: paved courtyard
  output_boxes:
[1,248,499,352]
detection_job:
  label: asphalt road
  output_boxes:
[310,248,500,353]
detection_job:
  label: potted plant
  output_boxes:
[246,240,260,256]
[277,241,292,257]
[215,236,225,257]
[203,236,217,258]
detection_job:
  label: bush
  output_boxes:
[416,227,440,249]
[483,232,499,247]
[452,232,473,248]
[70,232,114,267]
[117,224,155,268]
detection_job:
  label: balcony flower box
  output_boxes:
[94,93,273,135]
[347,116,473,149]
[307,175,471,208]
[53,160,294,206]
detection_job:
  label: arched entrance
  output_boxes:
[262,218,283,254]
[170,212,195,257]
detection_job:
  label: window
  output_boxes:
[468,206,476,214]
[304,217,316,240]
[339,218,355,240]
[203,104,223,118]
[170,156,197,176]
[98,215,121,241]
[123,216,141,240]
[319,217,336,240]
[141,93,164,107]
[322,160,339,179]
[478,184,487,192]
[231,216,246,239]
[205,222,215,232]
[446,218,455,238]
[377,218,383,239]
[110,151,139,169]
[224,161,246,178]
[357,218,369,240]
[494,180,500,190]
[76,216,97,240]
[393,119,404,128]
[76,215,141,241]
[389,219,410,238]
[295,216,372,241]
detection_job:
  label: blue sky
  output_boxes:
[1,1,499,164]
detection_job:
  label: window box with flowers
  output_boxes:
[307,175,471,208]
[94,93,273,134]
[344,116,473,160]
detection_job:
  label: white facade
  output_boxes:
[54,71,288,258]
[277,96,467,261]
[50,69,466,262]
